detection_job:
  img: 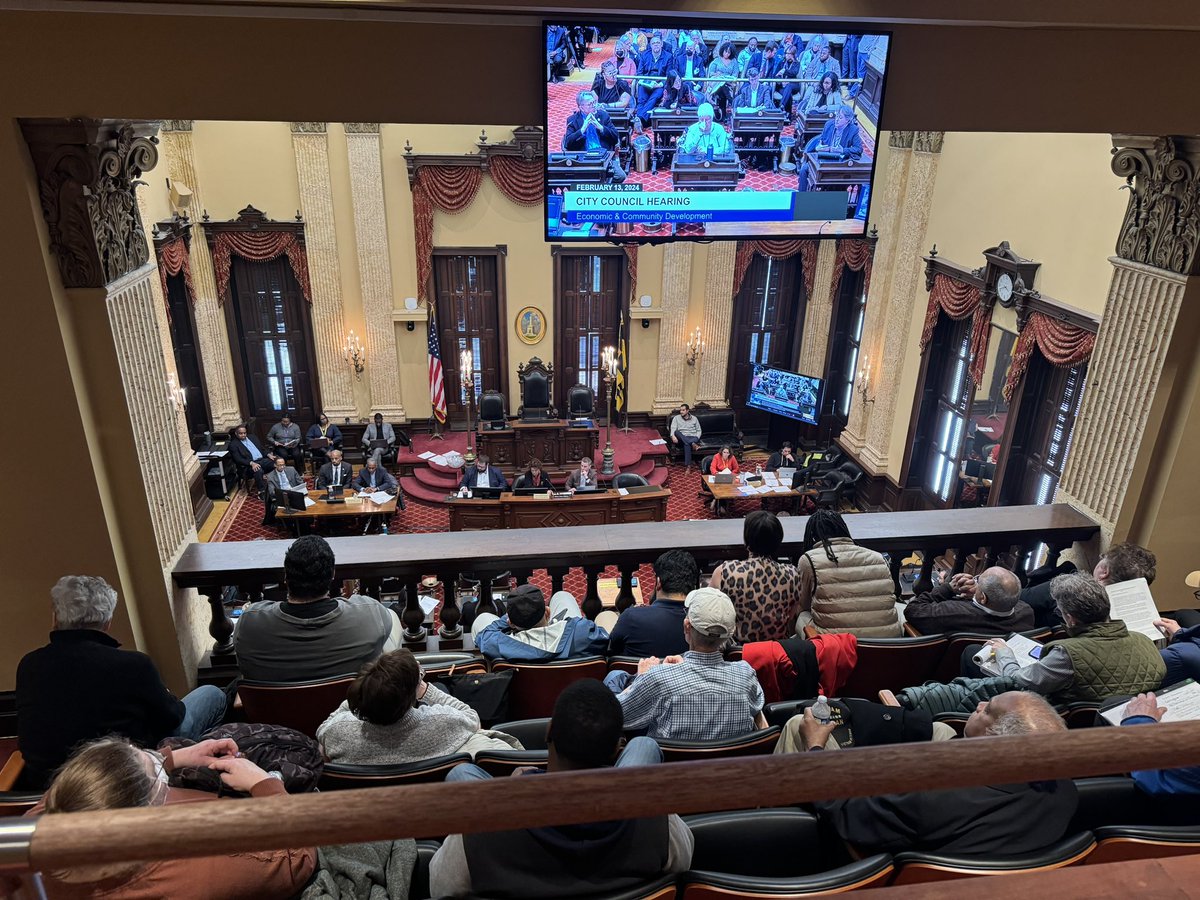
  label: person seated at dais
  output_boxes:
[802,71,842,115]
[565,455,598,492]
[709,445,739,476]
[766,441,799,471]
[460,453,509,491]
[354,457,399,497]
[263,455,305,526]
[562,90,627,183]
[513,457,554,491]
[316,448,353,491]
[799,105,862,191]
[662,69,703,110]
[680,102,733,156]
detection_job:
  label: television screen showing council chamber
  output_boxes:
[544,22,891,241]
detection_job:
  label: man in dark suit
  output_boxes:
[263,455,304,526]
[316,448,354,490]
[799,105,863,191]
[674,37,708,97]
[563,90,626,183]
[16,576,227,790]
[354,458,400,499]
[228,423,272,496]
[460,454,509,491]
[634,32,672,119]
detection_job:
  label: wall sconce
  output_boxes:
[856,358,876,405]
[166,373,187,410]
[685,327,705,366]
[343,330,366,379]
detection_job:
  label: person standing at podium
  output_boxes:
[680,103,733,157]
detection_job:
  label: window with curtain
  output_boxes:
[825,268,867,425]
[924,324,973,503]
[556,252,622,411]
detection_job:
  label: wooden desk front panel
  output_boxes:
[447,489,669,531]
[478,422,599,472]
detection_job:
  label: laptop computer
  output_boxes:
[714,472,734,484]
[308,437,329,450]
[367,438,390,451]
[777,466,797,483]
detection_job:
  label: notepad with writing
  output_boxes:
[1106,578,1164,642]
[976,633,1044,677]
[1101,679,1200,726]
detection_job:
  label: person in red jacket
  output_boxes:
[709,445,740,476]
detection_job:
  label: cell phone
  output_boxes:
[1029,645,1043,660]
[631,576,639,587]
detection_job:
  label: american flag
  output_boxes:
[428,304,447,424]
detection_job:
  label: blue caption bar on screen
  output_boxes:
[561,190,795,216]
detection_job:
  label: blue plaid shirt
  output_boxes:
[616,650,765,741]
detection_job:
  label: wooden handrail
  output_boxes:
[16,721,1200,873]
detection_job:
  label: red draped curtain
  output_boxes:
[488,157,544,207]
[733,240,818,301]
[156,237,195,319]
[1002,312,1096,402]
[827,238,874,309]
[212,231,312,305]
[412,166,486,303]
[920,272,991,386]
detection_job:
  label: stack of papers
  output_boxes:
[303,496,316,508]
[648,438,667,446]
[1106,578,1165,642]
[364,490,394,505]
[418,451,436,460]
[755,484,774,495]
[762,473,779,486]
[976,633,1044,677]
[1101,679,1200,725]
[737,485,758,496]
[771,485,793,494]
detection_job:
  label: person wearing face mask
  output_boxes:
[614,35,638,77]
[904,568,1034,636]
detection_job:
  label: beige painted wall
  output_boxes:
[882,132,1127,480]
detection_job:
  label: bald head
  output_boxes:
[965,691,1065,738]
[975,567,1022,613]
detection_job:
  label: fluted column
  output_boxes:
[856,131,943,472]
[797,240,839,377]
[345,123,405,420]
[841,132,914,456]
[158,121,241,430]
[652,243,693,414]
[290,122,355,419]
[695,241,736,407]
[136,194,198,480]
[1057,259,1187,542]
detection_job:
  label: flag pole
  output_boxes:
[428,300,445,441]
[618,295,633,434]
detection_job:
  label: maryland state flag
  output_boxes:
[614,301,628,414]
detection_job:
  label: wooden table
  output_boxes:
[700,475,816,514]
[802,151,873,215]
[475,420,599,474]
[547,151,615,190]
[671,153,741,190]
[276,489,397,535]
[447,488,670,531]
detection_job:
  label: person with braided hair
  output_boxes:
[798,509,902,637]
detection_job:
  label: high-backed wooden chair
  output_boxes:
[828,632,948,699]
[490,656,608,719]
[238,674,356,738]
[517,356,557,420]
[889,832,1096,884]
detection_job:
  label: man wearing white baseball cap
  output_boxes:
[604,587,766,741]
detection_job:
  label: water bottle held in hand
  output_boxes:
[812,695,832,725]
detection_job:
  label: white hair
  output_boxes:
[51,576,118,630]
[985,694,1064,737]
[697,102,715,119]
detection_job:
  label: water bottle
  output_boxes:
[811,695,832,725]
[380,522,389,536]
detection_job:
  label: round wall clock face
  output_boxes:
[996,272,1014,302]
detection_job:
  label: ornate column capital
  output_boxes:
[887,131,914,149]
[1110,134,1200,275]
[160,120,194,133]
[344,122,381,134]
[290,122,327,134]
[913,132,945,154]
[20,118,161,288]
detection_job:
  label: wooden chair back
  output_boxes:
[238,674,356,738]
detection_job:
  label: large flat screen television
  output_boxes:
[544,22,891,242]
[747,364,823,426]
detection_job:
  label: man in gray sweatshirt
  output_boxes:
[668,404,703,468]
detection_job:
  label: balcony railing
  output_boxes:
[172,504,1099,666]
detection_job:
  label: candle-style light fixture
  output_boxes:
[856,356,876,406]
[461,349,477,465]
[343,330,366,379]
[685,327,706,366]
[166,373,187,410]
[600,345,618,475]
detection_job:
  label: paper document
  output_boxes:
[976,633,1044,677]
[1101,679,1200,726]
[648,438,667,446]
[1106,578,1164,642]
[303,497,316,508]
[762,473,778,485]
[418,451,436,460]
[755,484,774,494]
[429,454,448,466]
[707,475,716,484]
[737,485,758,496]
[617,488,629,496]
[419,595,439,616]
[975,425,994,433]
[368,491,394,505]
[772,485,793,494]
